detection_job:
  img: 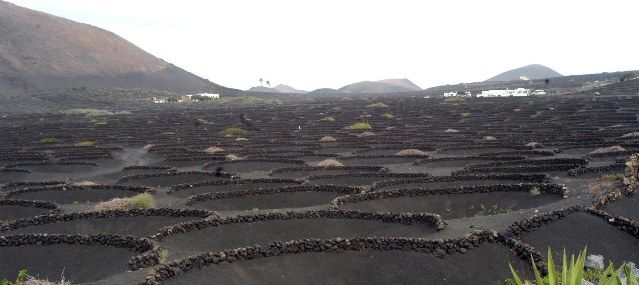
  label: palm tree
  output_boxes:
[266,80,271,88]
[259,78,263,87]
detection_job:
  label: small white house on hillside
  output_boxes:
[197,93,220,99]
[444,91,472,97]
[478,88,529,97]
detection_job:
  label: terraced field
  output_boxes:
[1,95,638,284]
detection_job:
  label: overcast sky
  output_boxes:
[7,0,639,90]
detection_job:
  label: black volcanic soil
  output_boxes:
[1,95,638,285]
[340,192,562,219]
[4,216,198,236]
[0,244,136,283]
[158,218,438,261]
[164,243,530,285]
[189,191,344,211]
[520,213,639,265]
[171,181,299,198]
[7,188,138,204]
[602,194,639,222]
[0,204,51,221]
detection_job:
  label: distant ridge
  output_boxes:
[248,84,307,94]
[486,64,562,82]
[0,0,223,93]
[338,78,421,94]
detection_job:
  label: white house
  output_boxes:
[197,93,220,99]
[478,88,529,97]
[152,97,167,103]
[444,91,472,97]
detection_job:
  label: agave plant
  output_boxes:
[509,247,638,285]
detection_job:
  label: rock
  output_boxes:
[582,279,595,285]
[585,254,604,270]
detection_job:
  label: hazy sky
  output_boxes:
[7,0,639,90]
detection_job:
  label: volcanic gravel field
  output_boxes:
[1,95,639,284]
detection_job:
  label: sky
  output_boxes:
[7,0,639,91]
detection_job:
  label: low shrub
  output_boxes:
[203,147,223,154]
[396,149,428,156]
[526,142,543,148]
[74,140,95,147]
[529,186,541,196]
[92,193,155,212]
[226,154,242,161]
[317,158,344,167]
[601,173,625,181]
[346,122,372,130]
[319,136,336,142]
[220,127,247,137]
[382,113,394,119]
[590,146,626,155]
[72,181,97,186]
[1,269,27,285]
[1,269,70,285]
[321,116,336,122]
[366,102,389,108]
[40,137,58,144]
[130,193,155,209]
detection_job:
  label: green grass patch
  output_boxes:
[40,137,58,144]
[1,269,27,285]
[529,186,541,196]
[321,116,336,122]
[220,127,247,137]
[74,140,95,147]
[601,173,625,181]
[366,102,389,108]
[130,193,156,209]
[346,122,372,130]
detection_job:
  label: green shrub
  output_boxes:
[130,193,156,209]
[220,127,247,137]
[508,247,639,285]
[366,102,389,108]
[40,137,58,144]
[346,122,372,130]
[321,116,336,122]
[1,269,27,285]
[529,186,541,196]
[601,173,625,181]
[74,140,95,147]
[382,113,394,119]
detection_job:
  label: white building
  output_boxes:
[197,93,220,99]
[152,97,167,103]
[478,88,529,97]
[444,91,472,97]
